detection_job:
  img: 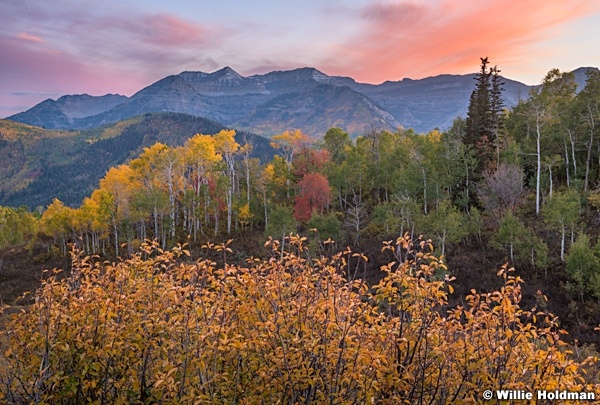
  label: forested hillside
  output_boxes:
[0,113,274,208]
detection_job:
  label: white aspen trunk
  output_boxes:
[263,189,268,230]
[153,207,159,241]
[113,215,118,256]
[561,223,566,262]
[564,141,570,187]
[226,187,232,235]
[441,229,446,256]
[422,168,428,214]
[535,116,542,215]
[569,129,577,177]
[168,169,175,239]
[214,211,219,237]
[548,166,553,198]
[585,126,594,192]
[246,160,251,205]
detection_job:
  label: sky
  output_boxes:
[2,0,600,118]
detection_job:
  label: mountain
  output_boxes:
[347,74,531,131]
[8,67,598,136]
[236,83,401,136]
[0,113,274,209]
[71,67,401,135]
[9,94,127,129]
[571,67,598,92]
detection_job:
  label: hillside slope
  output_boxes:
[0,113,274,208]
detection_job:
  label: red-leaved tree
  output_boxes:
[293,173,331,221]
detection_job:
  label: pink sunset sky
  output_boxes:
[1,0,599,118]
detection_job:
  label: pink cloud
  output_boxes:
[0,34,148,116]
[0,35,145,93]
[97,13,209,47]
[1,1,229,71]
[0,1,234,116]
[321,0,600,83]
[16,32,44,43]
[137,14,207,46]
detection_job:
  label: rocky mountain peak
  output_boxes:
[178,71,210,82]
[208,66,244,82]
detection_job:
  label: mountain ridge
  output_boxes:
[8,66,598,135]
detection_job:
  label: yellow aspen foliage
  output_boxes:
[271,129,310,168]
[99,165,138,218]
[40,198,77,254]
[237,203,252,227]
[183,134,221,174]
[1,235,598,403]
[213,129,239,156]
[263,162,275,182]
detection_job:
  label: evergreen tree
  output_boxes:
[463,57,505,173]
[490,66,505,166]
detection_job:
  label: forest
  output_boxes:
[2,60,600,401]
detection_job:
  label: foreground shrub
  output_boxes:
[1,235,598,403]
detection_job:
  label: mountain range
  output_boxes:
[11,66,596,136]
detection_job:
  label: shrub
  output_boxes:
[1,236,598,403]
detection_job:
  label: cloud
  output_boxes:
[320,0,600,83]
[0,34,143,117]
[16,32,44,43]
[11,91,60,97]
[122,14,206,46]
[0,1,234,116]
[1,1,232,74]
[91,12,214,50]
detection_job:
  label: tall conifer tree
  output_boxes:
[490,66,505,167]
[464,57,504,173]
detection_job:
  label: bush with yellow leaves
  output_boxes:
[1,235,598,404]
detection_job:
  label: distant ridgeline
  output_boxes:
[9,66,553,136]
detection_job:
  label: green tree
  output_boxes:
[322,127,351,164]
[490,212,525,263]
[265,205,297,252]
[370,202,402,237]
[0,206,38,249]
[573,69,600,191]
[489,211,549,271]
[510,69,576,214]
[565,233,599,302]
[307,212,343,247]
[463,57,504,174]
[542,188,581,261]
[420,199,466,256]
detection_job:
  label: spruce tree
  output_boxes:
[459,57,505,208]
[463,57,504,173]
[490,65,505,167]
